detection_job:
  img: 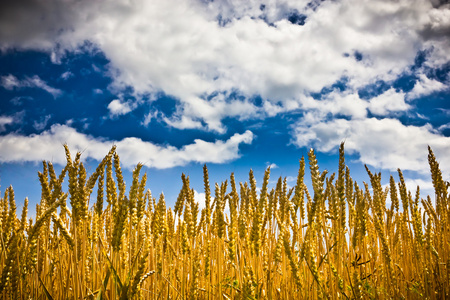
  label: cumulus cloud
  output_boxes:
[302,91,368,120]
[418,4,450,40]
[163,95,260,133]
[0,116,14,132]
[0,124,254,168]
[2,0,448,131]
[201,0,311,25]
[297,87,413,127]
[0,0,75,50]
[408,74,447,99]
[1,74,62,97]
[1,0,450,184]
[292,117,450,176]
[107,99,133,117]
[368,88,410,115]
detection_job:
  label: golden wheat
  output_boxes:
[0,143,449,299]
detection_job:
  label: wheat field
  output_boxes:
[0,143,448,299]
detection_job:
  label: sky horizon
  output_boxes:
[0,0,449,214]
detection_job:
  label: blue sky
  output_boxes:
[0,0,449,213]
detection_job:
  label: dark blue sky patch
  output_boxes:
[410,49,450,85]
[150,94,179,117]
[412,92,450,131]
[0,49,124,137]
[425,62,450,83]
[358,80,391,100]
[412,49,430,71]
[249,95,263,107]
[354,51,363,61]
[395,114,429,129]
[235,116,300,166]
[216,89,247,103]
[441,127,450,136]
[1,90,54,135]
[0,50,53,77]
[79,98,185,145]
[287,11,307,26]
[392,74,417,93]
[96,114,150,139]
[311,76,349,99]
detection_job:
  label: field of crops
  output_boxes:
[0,143,448,299]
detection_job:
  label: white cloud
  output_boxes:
[438,123,450,131]
[33,115,52,131]
[162,114,203,131]
[164,95,260,132]
[368,88,410,115]
[141,110,158,127]
[408,74,447,99]
[2,0,447,132]
[302,91,368,120]
[0,116,14,132]
[1,74,20,89]
[0,112,26,132]
[202,0,311,25]
[0,124,254,168]
[107,99,133,116]
[61,71,73,80]
[403,178,435,199]
[292,117,450,176]
[1,74,62,98]
[267,162,278,169]
[418,6,450,68]
[194,190,206,211]
[295,87,412,127]
[194,189,231,217]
